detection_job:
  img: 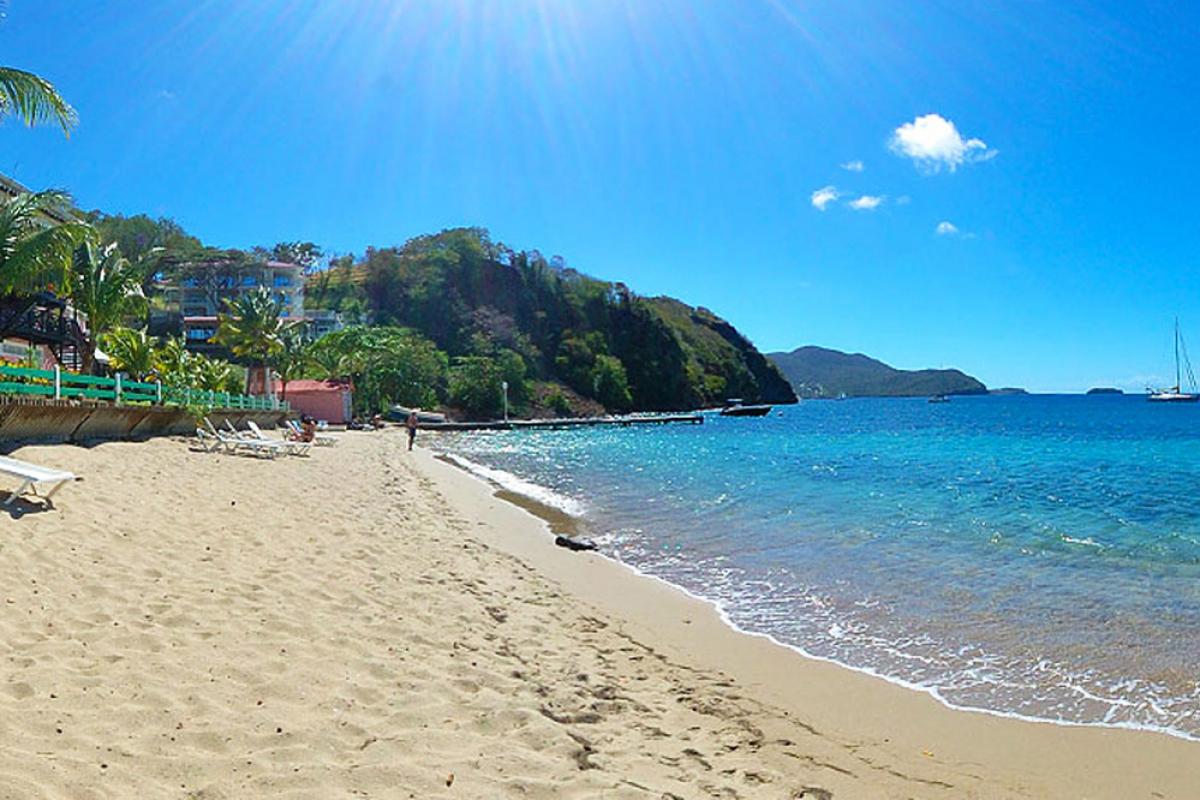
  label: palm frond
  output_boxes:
[214,287,286,363]
[68,239,147,334]
[2,221,90,295]
[0,67,77,134]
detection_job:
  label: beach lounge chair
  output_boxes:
[0,455,75,507]
[224,419,295,454]
[205,418,283,459]
[220,429,283,459]
[246,420,311,456]
[195,427,226,453]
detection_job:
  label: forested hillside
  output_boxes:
[306,228,796,413]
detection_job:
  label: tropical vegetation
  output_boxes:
[306,325,447,412]
[212,287,287,394]
[0,65,76,135]
[0,60,246,403]
[0,190,89,297]
[309,227,796,413]
[99,326,244,395]
[68,241,148,372]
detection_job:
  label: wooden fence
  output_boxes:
[0,364,288,412]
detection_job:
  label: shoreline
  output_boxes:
[416,441,1200,797]
[431,447,1199,744]
[1,431,1195,797]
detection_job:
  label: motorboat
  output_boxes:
[720,398,773,417]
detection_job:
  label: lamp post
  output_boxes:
[502,380,509,423]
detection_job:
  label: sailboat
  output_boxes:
[1148,318,1200,402]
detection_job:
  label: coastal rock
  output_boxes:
[554,535,598,552]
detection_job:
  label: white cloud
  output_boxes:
[810,185,839,211]
[895,195,911,205]
[935,221,959,236]
[889,113,995,172]
[848,194,883,211]
[840,160,864,172]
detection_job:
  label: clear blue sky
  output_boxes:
[3,1,1197,392]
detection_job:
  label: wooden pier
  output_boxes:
[421,413,704,432]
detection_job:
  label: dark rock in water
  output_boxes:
[555,535,598,552]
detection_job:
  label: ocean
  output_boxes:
[429,395,1200,740]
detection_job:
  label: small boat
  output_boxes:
[1148,319,1200,402]
[720,399,773,417]
[928,394,950,404]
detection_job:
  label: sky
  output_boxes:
[2,0,1198,393]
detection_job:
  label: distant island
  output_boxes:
[989,387,1028,396]
[768,346,987,398]
[1087,387,1124,395]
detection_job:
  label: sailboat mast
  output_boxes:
[1177,317,1182,391]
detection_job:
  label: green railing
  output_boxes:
[0,364,288,412]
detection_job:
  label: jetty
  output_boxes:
[421,413,704,432]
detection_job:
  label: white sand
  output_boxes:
[0,431,1195,798]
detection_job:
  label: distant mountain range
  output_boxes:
[768,346,987,398]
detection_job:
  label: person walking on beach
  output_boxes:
[405,410,419,451]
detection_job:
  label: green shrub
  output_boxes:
[448,356,504,418]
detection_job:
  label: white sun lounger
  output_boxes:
[195,427,225,453]
[224,419,298,456]
[218,429,282,459]
[0,455,75,507]
[204,418,284,459]
[246,421,311,456]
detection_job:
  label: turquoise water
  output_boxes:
[431,395,1200,739]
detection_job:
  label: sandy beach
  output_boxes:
[0,430,1196,798]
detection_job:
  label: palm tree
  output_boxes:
[213,287,285,395]
[153,336,194,387]
[307,339,347,381]
[68,241,147,373]
[269,322,310,400]
[99,326,155,381]
[193,355,239,394]
[0,66,77,135]
[0,191,90,297]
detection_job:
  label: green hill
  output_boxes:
[768,346,986,398]
[313,228,797,412]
